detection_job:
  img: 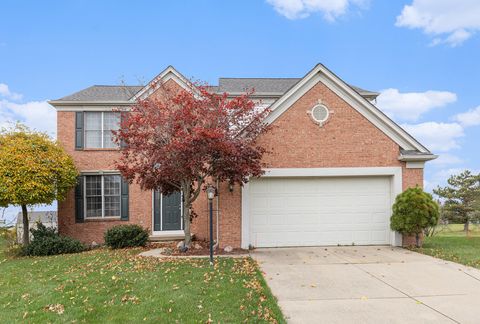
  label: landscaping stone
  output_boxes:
[224,245,233,253]
[176,241,185,249]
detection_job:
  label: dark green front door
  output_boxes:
[153,191,182,231]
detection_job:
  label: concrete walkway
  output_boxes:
[251,246,480,324]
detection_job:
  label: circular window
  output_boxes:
[310,104,329,123]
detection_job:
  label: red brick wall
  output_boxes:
[57,79,424,248]
[57,111,153,244]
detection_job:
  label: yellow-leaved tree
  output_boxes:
[0,125,78,244]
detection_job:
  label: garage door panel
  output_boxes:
[249,176,391,247]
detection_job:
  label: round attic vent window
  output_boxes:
[310,104,329,124]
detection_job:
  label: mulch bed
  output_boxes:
[147,240,246,256]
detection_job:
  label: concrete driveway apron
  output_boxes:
[251,246,480,324]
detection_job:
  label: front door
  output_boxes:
[153,191,182,232]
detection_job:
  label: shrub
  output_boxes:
[22,223,85,256]
[104,224,149,249]
[390,187,439,247]
[0,227,23,257]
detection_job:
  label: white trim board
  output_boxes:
[263,64,430,153]
[241,167,403,249]
[132,66,198,101]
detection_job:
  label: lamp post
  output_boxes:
[206,185,216,266]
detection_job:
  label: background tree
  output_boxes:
[115,82,270,249]
[390,187,439,247]
[0,125,78,244]
[433,170,480,234]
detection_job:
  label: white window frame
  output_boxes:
[84,112,119,149]
[84,173,122,219]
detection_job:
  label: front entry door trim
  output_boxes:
[152,190,184,235]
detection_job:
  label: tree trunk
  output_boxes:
[21,204,29,245]
[182,184,192,249]
[464,221,470,236]
[415,232,420,248]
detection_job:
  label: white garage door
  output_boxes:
[249,176,392,247]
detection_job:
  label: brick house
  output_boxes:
[49,64,437,249]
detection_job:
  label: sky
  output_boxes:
[1,0,479,225]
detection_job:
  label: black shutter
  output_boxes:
[75,176,84,223]
[153,190,160,231]
[120,177,129,221]
[75,112,84,150]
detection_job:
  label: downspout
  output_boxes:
[214,178,220,249]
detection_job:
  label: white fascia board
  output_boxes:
[398,154,438,162]
[263,64,431,153]
[131,66,198,101]
[52,104,131,112]
[261,167,402,178]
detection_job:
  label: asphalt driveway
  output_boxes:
[251,246,480,324]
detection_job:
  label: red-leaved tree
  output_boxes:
[114,81,270,248]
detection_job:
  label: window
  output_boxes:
[84,112,120,148]
[85,174,121,218]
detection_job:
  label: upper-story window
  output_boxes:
[84,112,120,149]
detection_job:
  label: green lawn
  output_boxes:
[0,238,284,323]
[416,224,480,269]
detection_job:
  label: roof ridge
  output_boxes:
[91,84,143,87]
[219,77,301,80]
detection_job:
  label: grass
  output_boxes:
[0,238,284,323]
[415,224,480,269]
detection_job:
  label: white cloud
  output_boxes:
[266,0,368,21]
[376,88,456,121]
[454,106,480,127]
[396,0,480,46]
[0,84,55,137]
[429,153,463,166]
[0,83,22,101]
[402,122,464,152]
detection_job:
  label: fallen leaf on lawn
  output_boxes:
[44,304,65,315]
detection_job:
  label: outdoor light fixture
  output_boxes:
[206,185,216,200]
[206,185,216,266]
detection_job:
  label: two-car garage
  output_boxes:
[243,168,401,248]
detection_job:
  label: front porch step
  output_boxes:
[148,233,195,242]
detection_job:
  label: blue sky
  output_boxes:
[1,0,479,224]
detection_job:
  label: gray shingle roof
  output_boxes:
[58,85,143,101]
[54,79,378,102]
[218,78,300,94]
[218,78,379,97]
[16,211,58,224]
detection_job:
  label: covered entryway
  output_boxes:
[247,175,393,247]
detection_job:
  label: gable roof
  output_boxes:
[263,64,434,156]
[50,72,379,103]
[48,64,435,159]
[131,65,198,101]
[218,78,379,99]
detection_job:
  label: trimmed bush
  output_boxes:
[390,187,439,247]
[23,223,85,256]
[104,224,149,249]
